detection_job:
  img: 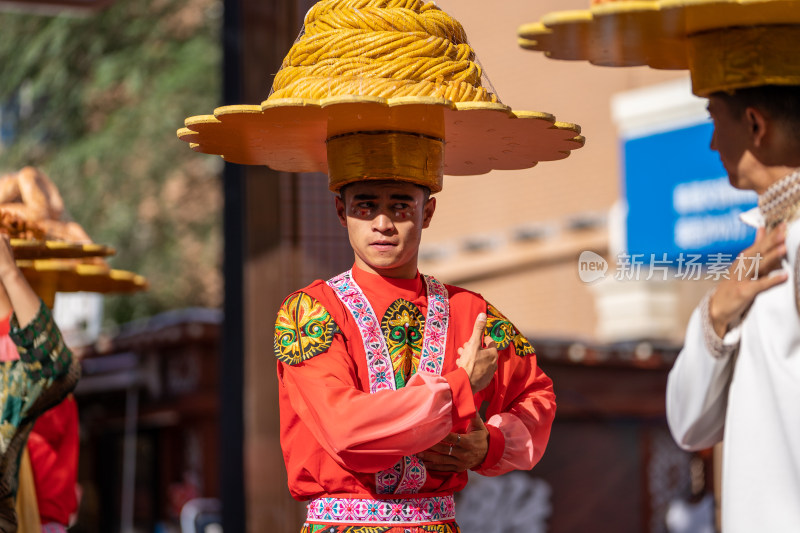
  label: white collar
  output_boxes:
[739,207,765,229]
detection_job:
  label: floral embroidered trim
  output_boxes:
[389,277,449,495]
[376,461,403,496]
[700,290,739,359]
[306,495,456,525]
[274,292,340,366]
[485,303,535,357]
[418,275,449,375]
[301,522,460,533]
[759,167,800,230]
[394,455,427,495]
[327,270,450,495]
[327,272,395,393]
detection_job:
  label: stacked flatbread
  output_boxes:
[0,167,91,244]
[0,166,147,303]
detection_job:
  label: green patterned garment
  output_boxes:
[0,300,80,528]
[0,299,79,458]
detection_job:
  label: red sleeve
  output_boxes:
[472,305,556,475]
[444,367,477,427]
[475,424,506,471]
[279,335,476,474]
[475,354,555,475]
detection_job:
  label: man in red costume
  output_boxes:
[274,179,556,533]
[177,1,584,530]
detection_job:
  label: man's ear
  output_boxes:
[745,106,769,147]
[335,195,347,228]
[422,196,436,229]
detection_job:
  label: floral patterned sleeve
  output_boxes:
[9,300,72,381]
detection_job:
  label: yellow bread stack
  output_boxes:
[178,0,586,187]
[518,0,800,96]
[271,0,495,102]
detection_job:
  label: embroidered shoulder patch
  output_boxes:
[485,303,535,357]
[274,292,340,365]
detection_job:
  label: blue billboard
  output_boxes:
[623,121,757,262]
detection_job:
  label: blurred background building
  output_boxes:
[0,0,756,531]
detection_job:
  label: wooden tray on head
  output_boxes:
[10,239,116,260]
[16,259,148,307]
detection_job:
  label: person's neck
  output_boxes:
[756,165,800,196]
[353,257,418,279]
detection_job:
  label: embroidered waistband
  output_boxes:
[306,495,456,525]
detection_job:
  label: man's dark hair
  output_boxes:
[338,181,432,202]
[713,85,800,134]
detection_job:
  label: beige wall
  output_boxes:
[417,0,693,341]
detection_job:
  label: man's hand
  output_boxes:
[418,415,490,472]
[710,224,789,337]
[457,313,498,393]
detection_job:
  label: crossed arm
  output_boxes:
[279,302,554,475]
[278,312,498,472]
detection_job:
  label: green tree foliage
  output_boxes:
[0,0,223,325]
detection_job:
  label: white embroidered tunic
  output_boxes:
[667,175,800,531]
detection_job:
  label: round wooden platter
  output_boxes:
[178,95,585,176]
[10,239,116,260]
[517,0,800,69]
[17,259,148,296]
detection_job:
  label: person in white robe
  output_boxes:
[666,85,800,533]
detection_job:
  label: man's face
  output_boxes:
[707,95,755,190]
[335,181,436,279]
